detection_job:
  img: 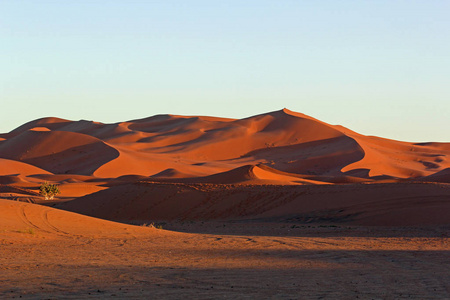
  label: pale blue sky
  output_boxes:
[1,1,449,141]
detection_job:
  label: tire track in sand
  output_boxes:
[17,204,40,230]
[40,209,70,235]
[16,203,70,236]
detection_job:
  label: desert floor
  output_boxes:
[1,201,449,299]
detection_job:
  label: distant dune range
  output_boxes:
[0,109,449,226]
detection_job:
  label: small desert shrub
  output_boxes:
[18,228,35,235]
[39,182,60,200]
[141,222,163,229]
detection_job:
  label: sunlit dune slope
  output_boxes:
[0,158,51,176]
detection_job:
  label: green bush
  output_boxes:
[39,182,60,200]
[18,228,35,234]
[141,222,163,229]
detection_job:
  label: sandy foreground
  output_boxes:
[1,200,449,299]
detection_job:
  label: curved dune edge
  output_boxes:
[0,199,174,238]
[252,165,331,184]
[165,164,334,185]
[341,134,449,179]
[0,158,52,176]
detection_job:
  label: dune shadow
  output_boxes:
[157,220,450,238]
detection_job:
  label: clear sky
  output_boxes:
[1,1,449,142]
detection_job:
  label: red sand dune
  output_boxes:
[418,167,450,183]
[0,129,118,175]
[0,158,51,176]
[1,108,448,181]
[1,109,450,298]
[0,108,449,225]
[150,164,330,185]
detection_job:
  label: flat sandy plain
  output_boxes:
[1,109,449,298]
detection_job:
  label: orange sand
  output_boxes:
[0,109,449,298]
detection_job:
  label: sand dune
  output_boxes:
[1,109,449,298]
[341,134,449,179]
[419,167,450,183]
[2,117,71,138]
[0,129,119,175]
[150,164,330,185]
[57,181,450,226]
[2,108,447,181]
[0,158,51,176]
[0,199,165,238]
[0,109,449,226]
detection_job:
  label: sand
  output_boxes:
[0,109,449,298]
[1,200,449,299]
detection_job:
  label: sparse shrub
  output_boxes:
[141,222,163,229]
[39,182,60,200]
[18,228,35,234]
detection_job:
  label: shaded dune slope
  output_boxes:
[57,181,450,226]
